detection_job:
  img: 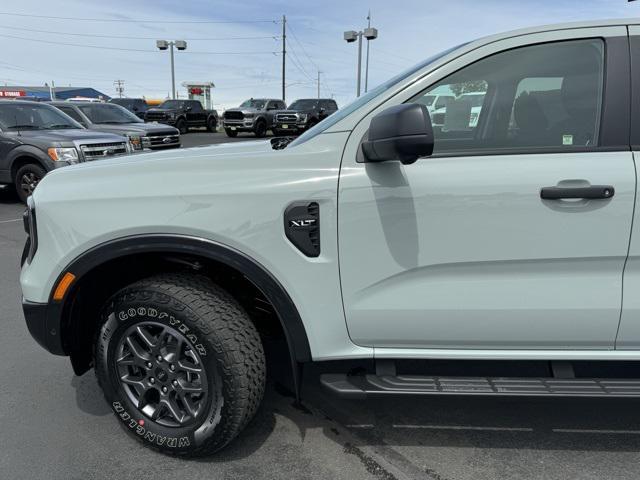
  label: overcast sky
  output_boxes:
[1,0,639,110]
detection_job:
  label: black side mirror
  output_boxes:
[185,106,192,111]
[361,103,434,165]
[319,107,326,114]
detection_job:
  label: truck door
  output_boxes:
[338,29,634,351]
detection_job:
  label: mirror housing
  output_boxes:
[361,103,434,165]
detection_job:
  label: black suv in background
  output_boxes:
[50,102,180,150]
[272,98,338,136]
[108,98,149,120]
[223,98,285,138]
[0,101,133,202]
[144,99,218,134]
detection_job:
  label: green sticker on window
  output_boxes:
[562,134,573,146]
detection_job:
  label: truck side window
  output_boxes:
[189,101,203,112]
[58,107,85,125]
[409,39,605,154]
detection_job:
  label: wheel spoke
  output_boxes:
[180,381,204,393]
[179,393,197,417]
[178,360,202,373]
[125,336,150,361]
[136,325,157,348]
[120,374,146,390]
[161,397,184,423]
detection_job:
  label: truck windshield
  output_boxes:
[0,103,81,131]
[239,99,266,109]
[289,44,463,147]
[158,100,185,109]
[289,100,318,110]
[79,104,142,124]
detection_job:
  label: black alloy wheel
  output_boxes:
[15,163,46,204]
[114,321,209,427]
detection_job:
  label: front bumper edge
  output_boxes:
[22,298,66,355]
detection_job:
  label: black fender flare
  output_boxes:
[52,234,312,378]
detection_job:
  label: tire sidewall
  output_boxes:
[224,128,238,137]
[207,117,217,132]
[95,290,226,454]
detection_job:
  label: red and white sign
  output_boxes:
[0,90,26,97]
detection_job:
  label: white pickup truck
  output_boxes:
[20,18,640,456]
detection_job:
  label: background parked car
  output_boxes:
[223,98,285,138]
[50,101,180,150]
[144,99,218,134]
[0,100,133,202]
[108,98,149,120]
[272,98,338,136]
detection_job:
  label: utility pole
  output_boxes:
[114,79,125,98]
[365,11,371,93]
[317,70,321,98]
[356,33,363,97]
[282,14,286,102]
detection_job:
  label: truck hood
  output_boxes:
[88,123,180,136]
[7,128,127,143]
[41,139,274,178]
[146,107,182,115]
[225,107,261,115]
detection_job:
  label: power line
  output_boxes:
[287,22,319,71]
[0,11,278,24]
[0,33,279,54]
[0,25,280,41]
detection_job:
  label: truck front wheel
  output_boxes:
[15,163,46,204]
[175,118,188,134]
[253,119,267,138]
[94,273,266,456]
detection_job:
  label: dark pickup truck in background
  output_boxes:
[272,98,338,136]
[145,99,218,134]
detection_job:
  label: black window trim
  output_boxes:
[412,35,632,160]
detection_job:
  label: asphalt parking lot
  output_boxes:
[2,134,640,479]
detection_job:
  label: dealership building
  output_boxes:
[0,86,109,101]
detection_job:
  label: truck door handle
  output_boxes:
[540,185,615,200]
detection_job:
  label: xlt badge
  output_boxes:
[284,202,320,257]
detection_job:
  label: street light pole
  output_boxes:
[365,11,371,93]
[344,23,378,97]
[157,39,187,100]
[356,32,363,97]
[169,42,175,99]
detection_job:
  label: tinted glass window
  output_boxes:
[240,99,266,109]
[79,104,141,124]
[0,103,81,130]
[58,106,85,124]
[409,39,604,154]
[189,101,203,112]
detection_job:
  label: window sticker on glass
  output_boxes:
[563,134,573,145]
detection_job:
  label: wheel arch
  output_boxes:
[9,147,49,179]
[56,234,311,392]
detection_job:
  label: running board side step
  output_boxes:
[320,374,640,399]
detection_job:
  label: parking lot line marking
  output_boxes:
[553,428,640,435]
[392,424,533,432]
[0,218,20,224]
[345,424,376,429]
